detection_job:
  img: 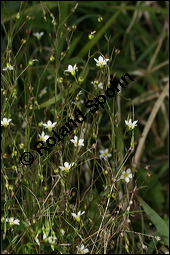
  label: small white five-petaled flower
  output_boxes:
[94,56,109,68]
[71,210,85,222]
[47,236,57,244]
[38,131,49,142]
[125,119,138,130]
[76,244,89,254]
[64,64,78,76]
[43,234,57,244]
[120,168,133,183]
[43,120,57,131]
[70,136,84,147]
[33,32,44,40]
[99,148,112,159]
[3,63,14,71]
[59,162,74,173]
[1,118,12,127]
[6,217,20,225]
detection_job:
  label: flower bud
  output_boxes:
[98,17,103,22]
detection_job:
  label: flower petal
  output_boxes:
[71,213,77,218]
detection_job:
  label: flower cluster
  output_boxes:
[1,39,141,255]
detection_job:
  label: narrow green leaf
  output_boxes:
[39,94,62,108]
[137,196,169,246]
[77,8,122,58]
[113,5,169,15]
[78,2,168,15]
[57,1,69,56]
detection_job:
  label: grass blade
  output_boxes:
[137,196,169,246]
[78,8,123,58]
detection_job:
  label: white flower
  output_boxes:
[64,64,78,76]
[38,131,49,142]
[38,87,47,98]
[35,235,40,246]
[70,136,84,147]
[3,63,14,71]
[98,82,104,89]
[99,148,112,159]
[33,32,44,40]
[43,233,47,240]
[6,217,20,225]
[94,56,109,68]
[155,236,161,241]
[1,118,12,127]
[47,236,57,244]
[125,119,138,130]
[120,168,133,183]
[59,162,74,173]
[43,120,57,131]
[71,210,85,222]
[91,81,103,89]
[76,244,89,254]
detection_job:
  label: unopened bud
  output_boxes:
[98,17,103,22]
[16,13,20,19]
[115,49,120,55]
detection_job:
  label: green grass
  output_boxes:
[1,1,169,254]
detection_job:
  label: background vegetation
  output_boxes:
[1,1,169,254]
